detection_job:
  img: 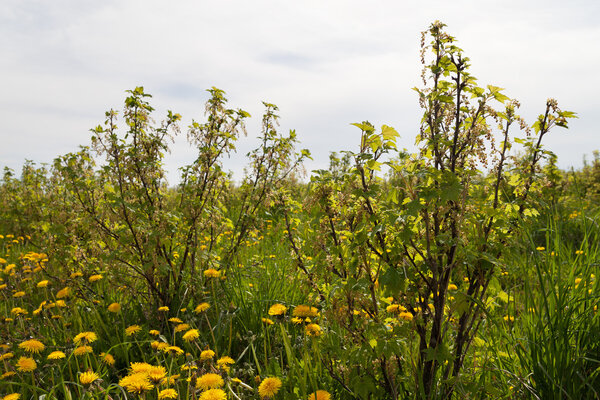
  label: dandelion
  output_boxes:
[108,303,121,313]
[164,346,184,356]
[158,388,178,399]
[37,280,49,288]
[12,291,25,298]
[195,302,210,313]
[56,286,71,298]
[305,323,322,337]
[148,365,167,384]
[308,390,331,400]
[258,377,282,398]
[73,345,93,356]
[152,341,169,351]
[200,349,215,361]
[196,373,224,390]
[130,362,153,374]
[158,306,169,312]
[70,271,83,279]
[89,274,103,283]
[293,305,318,318]
[448,283,458,291]
[168,317,183,324]
[398,312,414,322]
[73,331,98,345]
[79,371,100,385]
[19,339,45,354]
[174,323,190,333]
[216,356,234,372]
[11,307,27,315]
[125,325,142,336]
[182,329,200,342]
[100,352,115,366]
[3,394,21,400]
[268,304,287,316]
[120,373,154,394]
[203,268,221,278]
[47,351,66,360]
[149,329,160,336]
[386,304,406,313]
[199,388,227,400]
[0,352,14,361]
[504,315,515,322]
[536,246,545,251]
[262,318,274,325]
[16,356,37,372]
[291,317,303,324]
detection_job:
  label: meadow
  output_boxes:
[1,22,599,399]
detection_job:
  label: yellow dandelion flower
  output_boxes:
[398,312,414,322]
[129,362,153,374]
[11,307,27,315]
[37,280,49,288]
[47,351,66,360]
[158,306,169,312]
[100,352,115,366]
[268,304,287,316]
[158,388,178,399]
[216,356,234,372]
[262,318,274,325]
[194,302,210,313]
[148,365,167,384]
[448,283,458,291]
[0,352,14,361]
[308,390,331,400]
[79,371,100,385]
[196,373,224,390]
[305,323,322,337]
[19,339,45,354]
[199,388,227,400]
[168,317,183,324]
[3,393,21,400]
[120,373,154,394]
[182,329,200,342]
[293,305,318,318]
[200,349,215,360]
[2,371,17,379]
[203,268,221,278]
[174,323,190,333]
[291,317,303,324]
[151,341,169,351]
[149,329,160,336]
[536,246,545,251]
[108,303,121,313]
[125,325,142,336]
[12,291,25,298]
[164,346,184,356]
[70,271,83,279]
[73,331,98,345]
[16,356,37,372]
[89,274,103,283]
[55,300,67,307]
[56,286,71,298]
[258,377,282,398]
[73,345,93,356]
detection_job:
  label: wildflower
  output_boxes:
[11,307,27,315]
[55,300,67,307]
[158,306,169,312]
[195,302,210,313]
[576,250,584,255]
[258,377,282,398]
[89,274,103,283]
[262,318,274,325]
[120,373,154,394]
[448,283,458,290]
[79,371,100,385]
[305,323,322,337]
[291,317,303,324]
[70,271,83,279]
[200,349,215,360]
[149,329,160,336]
[168,317,183,324]
[199,388,227,400]
[37,280,49,288]
[308,390,331,400]
[0,352,14,361]
[12,291,25,298]
[19,339,45,354]
[398,311,414,322]
[203,268,221,278]
[125,325,142,336]
[130,362,153,374]
[148,365,167,383]
[216,356,234,372]
[100,352,115,366]
[2,371,16,380]
[152,341,169,351]
[196,373,224,390]
[164,346,184,356]
[386,304,406,313]
[158,388,178,399]
[536,247,545,251]
[3,394,21,400]
[73,345,93,356]
[16,356,37,372]
[268,304,287,316]
[74,331,98,345]
[108,303,121,313]
[56,286,71,298]
[47,351,66,360]
[182,329,200,342]
[293,305,318,318]
[174,323,190,333]
[504,315,515,322]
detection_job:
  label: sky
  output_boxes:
[1,0,599,184]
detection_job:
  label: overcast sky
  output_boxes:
[1,0,598,183]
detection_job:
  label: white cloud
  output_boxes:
[1,0,598,183]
